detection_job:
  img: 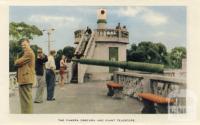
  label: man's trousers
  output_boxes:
[34,76,45,102]
[45,69,55,100]
[18,84,33,114]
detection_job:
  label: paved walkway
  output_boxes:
[9,81,142,114]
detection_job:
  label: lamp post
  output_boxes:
[42,28,55,53]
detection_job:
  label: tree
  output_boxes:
[127,41,168,64]
[130,43,137,51]
[9,22,43,72]
[62,46,75,59]
[127,50,146,62]
[152,43,168,64]
[30,45,40,57]
[127,42,186,69]
[55,49,63,69]
[9,22,43,41]
[170,47,186,68]
[54,46,75,69]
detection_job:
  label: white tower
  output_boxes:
[97,8,107,29]
[73,8,129,83]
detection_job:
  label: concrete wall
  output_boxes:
[97,23,106,29]
[182,58,186,71]
[86,42,127,81]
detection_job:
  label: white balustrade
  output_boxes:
[113,71,186,113]
[9,70,62,92]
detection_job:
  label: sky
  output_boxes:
[10,6,186,54]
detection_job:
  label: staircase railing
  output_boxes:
[72,31,96,83]
[75,31,86,55]
[78,31,96,83]
[83,31,95,58]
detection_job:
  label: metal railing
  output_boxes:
[83,32,95,58]
[74,28,129,44]
[95,28,129,38]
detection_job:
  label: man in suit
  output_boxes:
[15,38,35,114]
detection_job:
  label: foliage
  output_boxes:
[72,58,164,73]
[54,46,75,69]
[127,41,168,64]
[9,22,43,41]
[9,22,43,72]
[169,47,186,68]
[63,46,75,59]
[55,49,63,69]
[30,45,40,57]
[127,41,186,69]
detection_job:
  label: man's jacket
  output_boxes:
[15,48,35,85]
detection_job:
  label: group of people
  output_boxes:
[116,22,127,31]
[116,22,128,37]
[15,38,72,113]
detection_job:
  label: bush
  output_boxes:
[72,59,164,73]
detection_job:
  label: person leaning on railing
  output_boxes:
[85,26,92,36]
[115,22,121,37]
[121,25,128,38]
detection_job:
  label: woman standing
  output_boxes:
[66,58,73,84]
[59,55,67,88]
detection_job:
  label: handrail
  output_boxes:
[75,28,129,38]
[9,70,64,88]
[83,31,95,57]
[114,71,186,85]
[95,28,129,38]
[76,31,96,83]
[75,31,86,54]
[113,71,186,104]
